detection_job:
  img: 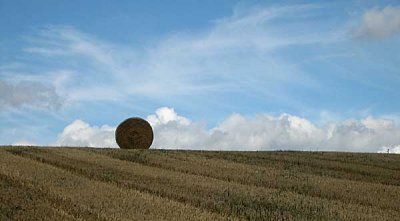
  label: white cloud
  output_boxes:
[378,145,400,154]
[147,107,191,126]
[54,119,117,147]
[352,6,400,39]
[361,116,395,130]
[54,107,400,152]
[200,113,325,150]
[0,79,63,110]
[12,140,36,146]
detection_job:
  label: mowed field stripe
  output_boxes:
[266,152,400,171]
[180,151,400,186]
[86,148,400,212]
[0,149,230,221]
[0,174,77,221]
[6,147,400,220]
[241,151,400,175]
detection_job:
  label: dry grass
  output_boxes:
[0,149,228,221]
[1,147,400,220]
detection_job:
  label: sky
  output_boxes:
[1,0,400,152]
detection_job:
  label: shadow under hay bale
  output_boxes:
[115,117,153,149]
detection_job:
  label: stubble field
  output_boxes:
[0,147,399,220]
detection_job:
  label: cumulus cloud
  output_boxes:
[147,107,191,126]
[54,119,117,147]
[0,80,63,110]
[54,107,400,153]
[352,6,400,39]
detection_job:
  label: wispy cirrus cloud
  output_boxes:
[21,3,341,108]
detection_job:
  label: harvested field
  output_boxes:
[1,147,399,220]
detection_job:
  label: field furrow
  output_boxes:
[0,174,77,221]
[0,149,229,221]
[86,148,400,212]
[268,152,400,171]
[5,147,400,221]
[179,151,400,186]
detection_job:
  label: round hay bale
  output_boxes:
[115,117,153,149]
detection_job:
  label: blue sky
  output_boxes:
[1,0,400,152]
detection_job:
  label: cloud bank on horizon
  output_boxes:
[1,1,400,152]
[54,107,400,153]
